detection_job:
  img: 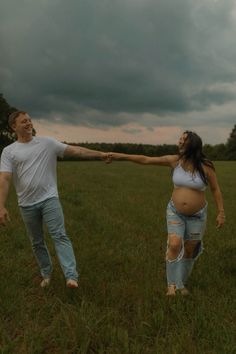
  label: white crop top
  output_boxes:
[172,163,207,191]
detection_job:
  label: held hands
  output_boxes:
[0,207,10,226]
[102,152,113,164]
[101,152,125,163]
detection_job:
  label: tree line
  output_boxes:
[0,93,235,160]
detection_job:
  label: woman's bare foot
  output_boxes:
[40,277,51,288]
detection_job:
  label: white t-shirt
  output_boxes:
[0,136,68,206]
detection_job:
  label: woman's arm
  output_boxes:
[205,166,225,228]
[110,152,178,167]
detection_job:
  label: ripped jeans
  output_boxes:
[166,200,207,289]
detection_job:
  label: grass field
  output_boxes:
[0,161,235,354]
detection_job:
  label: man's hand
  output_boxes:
[0,207,10,226]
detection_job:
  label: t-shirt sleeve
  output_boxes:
[0,148,13,173]
[47,137,68,158]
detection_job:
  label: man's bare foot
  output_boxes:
[66,279,78,288]
[179,287,190,296]
[166,284,176,296]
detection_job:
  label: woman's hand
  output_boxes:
[216,211,225,228]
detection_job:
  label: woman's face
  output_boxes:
[178,133,188,153]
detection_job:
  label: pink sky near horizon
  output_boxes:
[33,120,231,146]
[32,121,184,145]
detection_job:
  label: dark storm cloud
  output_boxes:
[1,0,236,131]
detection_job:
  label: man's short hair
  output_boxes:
[8,111,27,128]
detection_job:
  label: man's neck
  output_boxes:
[17,135,33,143]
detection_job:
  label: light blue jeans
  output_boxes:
[20,197,78,281]
[166,200,207,289]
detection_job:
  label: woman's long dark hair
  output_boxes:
[178,131,214,185]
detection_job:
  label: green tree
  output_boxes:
[226,125,236,160]
[203,143,228,161]
[0,94,17,151]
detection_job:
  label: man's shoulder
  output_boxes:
[33,136,57,147]
[36,136,63,144]
[2,141,18,153]
[35,136,67,154]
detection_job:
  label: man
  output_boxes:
[0,111,109,288]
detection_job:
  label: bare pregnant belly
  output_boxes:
[171,187,206,215]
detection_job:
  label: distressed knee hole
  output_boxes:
[184,240,202,259]
[166,234,183,261]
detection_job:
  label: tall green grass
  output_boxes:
[0,161,235,353]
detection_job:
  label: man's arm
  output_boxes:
[110,152,178,167]
[0,172,12,225]
[63,145,108,160]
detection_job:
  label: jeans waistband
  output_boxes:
[169,199,208,217]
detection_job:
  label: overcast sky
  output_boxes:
[1,0,236,144]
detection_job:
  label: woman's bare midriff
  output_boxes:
[171,187,206,215]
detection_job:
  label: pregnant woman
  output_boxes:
[109,131,225,296]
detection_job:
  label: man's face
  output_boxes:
[12,113,33,137]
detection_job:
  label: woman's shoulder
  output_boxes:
[202,161,215,177]
[167,154,179,168]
